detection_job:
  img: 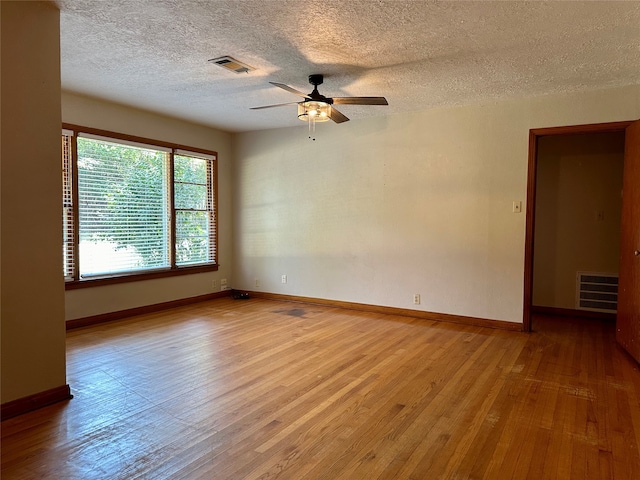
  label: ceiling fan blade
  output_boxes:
[329,107,349,124]
[269,82,309,98]
[250,102,300,110]
[331,97,388,106]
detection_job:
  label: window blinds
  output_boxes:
[174,154,216,266]
[76,136,170,277]
[62,129,217,281]
[62,132,75,280]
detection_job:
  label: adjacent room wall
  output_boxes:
[62,93,234,320]
[533,132,625,310]
[232,85,640,325]
[1,1,67,403]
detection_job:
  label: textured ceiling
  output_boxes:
[56,0,640,133]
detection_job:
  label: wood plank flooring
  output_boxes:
[2,298,639,479]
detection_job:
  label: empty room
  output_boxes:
[1,1,639,479]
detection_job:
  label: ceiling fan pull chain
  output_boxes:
[308,115,316,141]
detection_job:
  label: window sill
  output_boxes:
[64,264,219,290]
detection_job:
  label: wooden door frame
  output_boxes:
[522,120,634,332]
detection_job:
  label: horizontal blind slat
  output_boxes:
[78,132,173,153]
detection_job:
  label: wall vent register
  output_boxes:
[576,272,618,313]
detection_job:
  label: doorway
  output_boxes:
[522,121,633,333]
[532,131,624,320]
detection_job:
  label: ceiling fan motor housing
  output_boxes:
[308,74,324,86]
[307,74,331,103]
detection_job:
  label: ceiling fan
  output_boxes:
[251,74,388,124]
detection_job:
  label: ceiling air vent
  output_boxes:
[208,56,255,74]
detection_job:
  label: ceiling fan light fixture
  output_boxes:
[298,101,331,122]
[251,75,387,138]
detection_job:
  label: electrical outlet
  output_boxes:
[413,294,421,305]
[512,201,522,213]
[281,274,287,284]
[255,278,260,288]
[220,278,228,291]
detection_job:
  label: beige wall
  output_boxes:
[533,132,625,309]
[1,1,67,403]
[233,85,639,325]
[62,93,234,320]
[2,2,636,411]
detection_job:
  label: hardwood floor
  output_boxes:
[2,298,639,479]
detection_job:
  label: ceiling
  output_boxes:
[56,0,640,133]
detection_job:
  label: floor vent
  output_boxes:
[576,272,618,313]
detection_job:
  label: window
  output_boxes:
[174,152,216,266]
[62,126,217,285]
